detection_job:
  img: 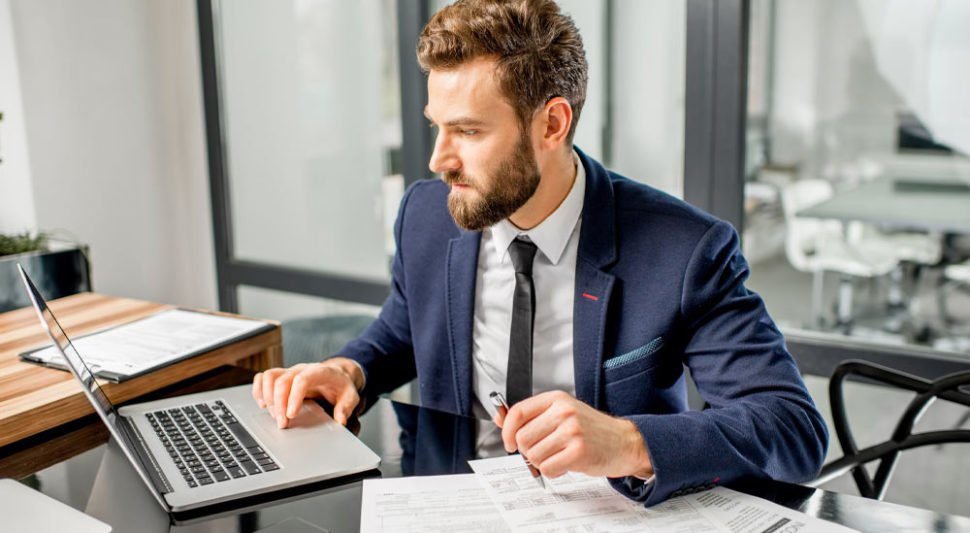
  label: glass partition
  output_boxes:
[742,0,970,354]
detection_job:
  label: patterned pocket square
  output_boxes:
[603,336,664,370]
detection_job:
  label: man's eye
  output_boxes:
[461,129,479,136]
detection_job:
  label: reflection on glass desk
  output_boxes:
[797,176,970,233]
[30,398,970,533]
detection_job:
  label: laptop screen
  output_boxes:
[17,265,164,496]
[20,268,117,417]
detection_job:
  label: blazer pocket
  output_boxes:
[603,336,664,376]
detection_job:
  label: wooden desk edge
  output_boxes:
[0,326,282,448]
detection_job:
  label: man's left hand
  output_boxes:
[495,391,654,479]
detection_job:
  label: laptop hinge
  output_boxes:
[119,416,174,495]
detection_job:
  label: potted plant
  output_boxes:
[0,231,91,312]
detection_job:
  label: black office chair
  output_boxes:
[811,360,970,500]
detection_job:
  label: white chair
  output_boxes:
[846,223,943,323]
[938,259,970,328]
[781,179,899,328]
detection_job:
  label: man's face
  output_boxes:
[425,58,540,231]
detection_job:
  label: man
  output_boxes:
[252,0,828,505]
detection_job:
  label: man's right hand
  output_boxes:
[251,357,364,429]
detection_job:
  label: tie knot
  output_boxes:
[508,238,538,275]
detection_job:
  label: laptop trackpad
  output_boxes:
[248,401,336,439]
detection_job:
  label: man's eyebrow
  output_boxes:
[423,107,487,127]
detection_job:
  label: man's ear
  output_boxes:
[538,96,573,150]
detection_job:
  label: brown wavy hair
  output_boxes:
[417,0,588,143]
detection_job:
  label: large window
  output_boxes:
[742,0,970,354]
[217,0,403,283]
[201,0,690,325]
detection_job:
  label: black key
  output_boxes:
[256,457,275,466]
[199,477,214,486]
[228,467,245,479]
[251,452,269,460]
[225,461,238,469]
[182,474,194,482]
[191,466,206,474]
[213,470,230,482]
[262,463,280,472]
[187,480,198,488]
[240,460,261,475]
[250,446,265,455]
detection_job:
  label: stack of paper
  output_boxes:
[361,455,859,533]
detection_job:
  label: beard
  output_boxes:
[443,135,541,231]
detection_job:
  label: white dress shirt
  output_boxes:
[471,151,585,421]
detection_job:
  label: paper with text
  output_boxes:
[468,455,857,533]
[23,309,268,378]
[360,474,509,533]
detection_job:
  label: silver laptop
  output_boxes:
[18,265,380,514]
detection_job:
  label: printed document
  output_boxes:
[22,308,270,380]
[468,455,858,533]
[360,474,508,532]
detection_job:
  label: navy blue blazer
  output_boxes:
[339,148,828,505]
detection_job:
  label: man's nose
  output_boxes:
[428,134,460,174]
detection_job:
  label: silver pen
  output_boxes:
[489,391,546,489]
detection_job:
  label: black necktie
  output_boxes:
[506,237,538,406]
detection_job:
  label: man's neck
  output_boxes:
[509,149,577,231]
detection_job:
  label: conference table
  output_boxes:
[21,396,970,532]
[797,175,970,234]
[791,174,970,379]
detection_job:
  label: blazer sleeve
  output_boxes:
[609,220,829,506]
[335,183,420,406]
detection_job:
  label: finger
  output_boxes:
[252,372,264,407]
[535,444,581,478]
[523,424,571,466]
[332,384,360,426]
[494,403,508,427]
[273,372,298,427]
[513,408,564,456]
[501,392,560,452]
[285,372,309,419]
[260,369,281,411]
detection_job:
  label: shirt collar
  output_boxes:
[490,150,586,265]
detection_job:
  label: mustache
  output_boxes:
[443,171,474,188]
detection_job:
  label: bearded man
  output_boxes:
[252,0,828,506]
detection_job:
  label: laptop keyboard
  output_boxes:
[147,400,279,488]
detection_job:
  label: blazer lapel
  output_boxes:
[572,148,618,409]
[445,231,481,416]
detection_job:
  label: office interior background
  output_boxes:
[0,0,967,519]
